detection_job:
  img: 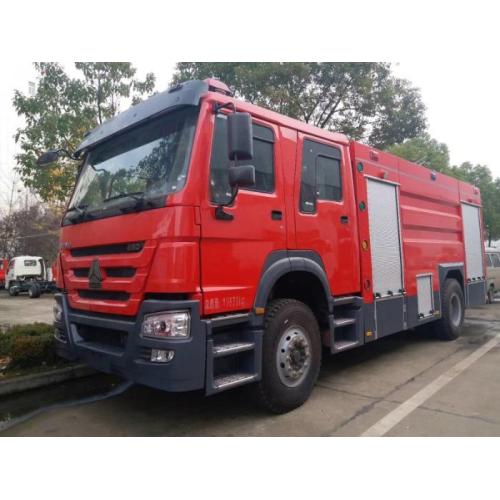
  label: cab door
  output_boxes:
[294,135,360,296]
[199,112,286,316]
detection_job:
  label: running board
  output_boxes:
[213,372,258,391]
[206,328,262,396]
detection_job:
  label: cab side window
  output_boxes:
[210,114,275,205]
[492,253,500,268]
[300,139,342,213]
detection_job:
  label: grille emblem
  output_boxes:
[88,258,103,289]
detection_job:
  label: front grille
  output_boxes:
[74,268,89,277]
[73,267,136,278]
[71,241,144,257]
[76,324,128,349]
[106,267,136,278]
[55,327,68,342]
[78,290,130,301]
[139,347,152,361]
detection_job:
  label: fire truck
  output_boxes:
[40,79,486,413]
[0,258,8,288]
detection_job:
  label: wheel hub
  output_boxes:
[277,326,311,387]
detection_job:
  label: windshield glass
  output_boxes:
[67,106,199,220]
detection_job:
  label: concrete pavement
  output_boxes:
[2,301,499,436]
[0,289,54,327]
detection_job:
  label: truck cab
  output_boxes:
[6,255,55,297]
[49,78,484,413]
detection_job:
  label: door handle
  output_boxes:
[271,210,283,221]
[340,215,349,224]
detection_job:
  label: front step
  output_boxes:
[213,341,255,357]
[206,325,262,396]
[213,372,258,391]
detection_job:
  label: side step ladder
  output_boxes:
[205,314,262,395]
[325,296,364,353]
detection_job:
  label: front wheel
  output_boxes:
[8,284,18,297]
[252,299,322,414]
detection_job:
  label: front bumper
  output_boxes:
[54,293,206,392]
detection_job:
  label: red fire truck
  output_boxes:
[0,258,8,288]
[41,79,486,413]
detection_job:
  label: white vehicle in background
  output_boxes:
[485,247,500,303]
[5,255,56,298]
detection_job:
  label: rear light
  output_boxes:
[141,311,190,339]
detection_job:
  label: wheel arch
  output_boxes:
[254,251,333,328]
[438,263,465,294]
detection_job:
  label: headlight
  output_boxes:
[141,311,190,339]
[53,302,63,323]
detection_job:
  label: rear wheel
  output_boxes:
[432,279,465,341]
[252,298,321,414]
[487,287,495,304]
[8,283,18,297]
[28,283,41,298]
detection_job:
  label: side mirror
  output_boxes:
[37,149,60,167]
[227,112,253,161]
[229,165,256,188]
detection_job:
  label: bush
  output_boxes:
[0,322,58,369]
[10,334,58,368]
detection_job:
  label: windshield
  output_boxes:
[66,106,199,222]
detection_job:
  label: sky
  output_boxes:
[1,60,499,209]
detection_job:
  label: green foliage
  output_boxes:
[9,334,57,369]
[387,134,451,173]
[13,63,156,203]
[389,135,500,244]
[172,62,427,148]
[0,323,54,366]
[450,163,500,244]
[0,203,62,261]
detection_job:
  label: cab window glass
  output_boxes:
[300,139,342,213]
[492,253,500,268]
[210,114,275,204]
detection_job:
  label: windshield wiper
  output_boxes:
[65,204,93,223]
[103,191,154,212]
[103,191,145,203]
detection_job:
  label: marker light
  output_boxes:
[53,302,63,323]
[141,311,190,339]
[151,349,175,363]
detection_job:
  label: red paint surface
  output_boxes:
[57,87,483,318]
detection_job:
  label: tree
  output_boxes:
[451,162,500,245]
[387,134,451,173]
[172,62,427,148]
[0,203,61,263]
[13,62,155,203]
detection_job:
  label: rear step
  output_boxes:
[328,297,364,354]
[334,317,356,328]
[213,372,258,390]
[333,340,359,351]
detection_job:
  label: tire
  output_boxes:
[432,279,465,341]
[28,283,41,298]
[8,284,18,297]
[252,298,322,414]
[487,287,495,304]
